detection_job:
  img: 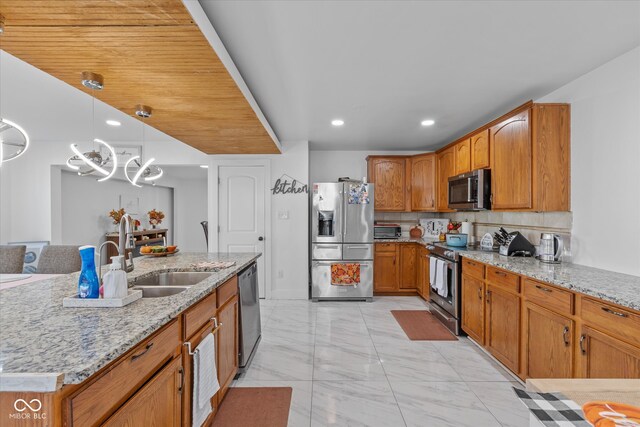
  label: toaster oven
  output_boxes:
[374,225,401,239]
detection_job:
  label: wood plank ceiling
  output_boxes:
[0,0,280,154]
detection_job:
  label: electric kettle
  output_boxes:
[538,233,563,263]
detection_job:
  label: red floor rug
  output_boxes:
[212,387,292,427]
[391,310,458,341]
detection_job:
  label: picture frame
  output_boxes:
[120,194,140,215]
[100,144,142,167]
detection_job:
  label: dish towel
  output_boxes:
[192,333,221,427]
[331,263,361,286]
[436,259,449,298]
[429,257,438,291]
[513,388,591,426]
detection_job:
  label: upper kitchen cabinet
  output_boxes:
[436,147,455,212]
[490,104,570,211]
[470,129,490,170]
[410,153,437,211]
[367,156,409,211]
[454,139,472,175]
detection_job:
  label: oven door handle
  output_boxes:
[467,178,474,202]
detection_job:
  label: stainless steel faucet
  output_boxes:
[118,214,136,273]
[97,240,120,284]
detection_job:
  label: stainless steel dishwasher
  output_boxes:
[237,262,261,373]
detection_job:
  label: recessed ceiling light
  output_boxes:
[200,165,209,169]
[331,119,344,126]
[106,119,121,127]
[421,119,435,127]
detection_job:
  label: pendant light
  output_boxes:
[0,118,30,166]
[66,72,117,181]
[124,105,163,187]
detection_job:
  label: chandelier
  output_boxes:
[124,105,163,187]
[0,118,30,165]
[66,72,117,182]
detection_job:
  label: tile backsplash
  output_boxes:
[375,211,573,258]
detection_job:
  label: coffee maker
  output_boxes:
[538,233,563,263]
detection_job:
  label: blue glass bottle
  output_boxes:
[78,245,100,298]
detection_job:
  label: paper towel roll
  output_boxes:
[460,222,472,239]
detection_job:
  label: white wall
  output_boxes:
[60,170,174,249]
[309,150,424,184]
[538,46,640,276]
[209,141,310,299]
[172,177,208,252]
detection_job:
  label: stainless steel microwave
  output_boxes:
[448,169,491,210]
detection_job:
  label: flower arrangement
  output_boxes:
[148,209,165,228]
[133,219,141,231]
[108,208,126,225]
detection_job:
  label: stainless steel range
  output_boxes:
[426,243,462,335]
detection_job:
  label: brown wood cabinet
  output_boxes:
[217,295,239,400]
[436,147,455,211]
[410,154,437,211]
[454,139,471,175]
[579,326,640,378]
[103,356,183,427]
[490,110,532,210]
[523,302,574,378]
[416,247,430,299]
[485,284,520,373]
[374,244,400,293]
[461,258,640,381]
[366,156,408,211]
[399,244,417,289]
[461,274,485,345]
[470,129,490,169]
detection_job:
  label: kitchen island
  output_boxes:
[0,252,260,427]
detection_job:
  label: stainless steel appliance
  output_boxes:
[426,243,461,335]
[448,169,491,211]
[311,182,374,301]
[538,233,563,263]
[237,263,261,373]
[374,224,401,239]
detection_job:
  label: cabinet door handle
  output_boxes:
[579,334,587,354]
[477,287,482,300]
[601,307,628,318]
[495,271,506,277]
[467,261,477,267]
[178,366,184,394]
[131,342,154,361]
[562,326,570,346]
[535,285,552,293]
[486,290,491,304]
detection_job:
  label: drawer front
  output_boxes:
[217,275,238,308]
[523,278,573,315]
[184,291,217,340]
[375,242,397,253]
[312,243,342,260]
[580,297,640,347]
[486,266,520,293]
[343,243,374,260]
[70,319,181,427]
[462,258,485,280]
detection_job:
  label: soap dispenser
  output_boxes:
[103,255,128,299]
[78,245,100,298]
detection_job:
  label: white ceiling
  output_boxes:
[199,0,640,151]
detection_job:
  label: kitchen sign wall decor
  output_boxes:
[271,174,308,195]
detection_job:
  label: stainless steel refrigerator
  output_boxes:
[311,182,374,301]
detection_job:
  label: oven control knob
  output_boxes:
[445,250,454,257]
[427,245,435,250]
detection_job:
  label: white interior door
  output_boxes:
[218,165,266,298]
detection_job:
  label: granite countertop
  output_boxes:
[0,252,260,392]
[376,237,639,311]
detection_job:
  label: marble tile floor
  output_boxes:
[232,296,529,427]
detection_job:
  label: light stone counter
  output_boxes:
[0,252,260,392]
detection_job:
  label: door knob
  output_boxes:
[258,236,264,241]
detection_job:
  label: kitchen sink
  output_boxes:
[132,286,189,298]
[133,272,213,287]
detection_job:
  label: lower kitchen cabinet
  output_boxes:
[217,295,239,400]
[399,244,417,289]
[485,284,520,373]
[461,274,485,345]
[103,356,183,427]
[416,247,430,299]
[578,326,640,378]
[374,247,399,292]
[523,302,574,378]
